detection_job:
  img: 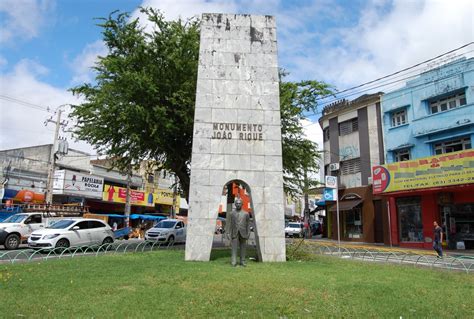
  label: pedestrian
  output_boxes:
[433,221,443,258]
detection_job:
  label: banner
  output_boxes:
[372,149,474,194]
[103,184,154,207]
[102,185,180,209]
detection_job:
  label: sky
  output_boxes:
[0,0,473,155]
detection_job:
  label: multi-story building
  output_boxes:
[319,92,389,244]
[374,57,474,250]
[0,144,181,216]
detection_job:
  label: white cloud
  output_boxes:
[133,0,238,24]
[0,0,54,45]
[0,59,94,153]
[302,119,323,150]
[291,0,474,90]
[70,40,107,85]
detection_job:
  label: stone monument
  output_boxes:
[185,13,286,262]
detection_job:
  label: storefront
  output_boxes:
[94,184,180,216]
[326,186,389,244]
[373,149,474,250]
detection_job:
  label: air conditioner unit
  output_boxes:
[329,163,340,171]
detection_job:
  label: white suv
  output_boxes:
[28,218,115,249]
[145,219,186,244]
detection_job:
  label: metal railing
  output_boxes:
[0,240,177,264]
[288,241,474,274]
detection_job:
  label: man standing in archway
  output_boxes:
[226,197,251,267]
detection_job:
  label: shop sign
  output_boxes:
[2,189,45,203]
[372,149,474,194]
[323,188,338,201]
[54,170,104,199]
[155,189,180,211]
[103,184,154,207]
[325,176,338,189]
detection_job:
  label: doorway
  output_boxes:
[374,200,384,244]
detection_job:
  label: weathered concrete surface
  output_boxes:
[185,13,285,262]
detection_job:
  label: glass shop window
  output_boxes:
[397,197,424,242]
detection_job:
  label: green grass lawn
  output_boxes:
[0,249,472,318]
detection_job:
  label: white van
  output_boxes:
[0,213,64,250]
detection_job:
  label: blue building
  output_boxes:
[382,57,473,162]
[378,57,474,250]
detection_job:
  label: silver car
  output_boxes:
[145,219,186,244]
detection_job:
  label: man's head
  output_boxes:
[234,198,243,210]
[433,221,438,227]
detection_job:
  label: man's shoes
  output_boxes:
[240,262,247,267]
[231,263,237,267]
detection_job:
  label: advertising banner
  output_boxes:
[103,184,154,207]
[102,185,180,209]
[372,149,474,194]
[53,170,104,199]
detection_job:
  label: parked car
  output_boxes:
[285,222,304,238]
[145,219,186,244]
[27,218,115,249]
[0,213,64,250]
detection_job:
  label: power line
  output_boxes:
[314,42,474,102]
[302,67,468,128]
[0,94,52,113]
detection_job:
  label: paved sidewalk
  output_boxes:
[289,239,474,273]
[306,238,474,257]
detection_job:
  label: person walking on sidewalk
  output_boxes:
[433,221,443,258]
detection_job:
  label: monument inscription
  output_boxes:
[185,13,286,262]
[211,122,264,141]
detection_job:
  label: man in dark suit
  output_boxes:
[225,197,251,266]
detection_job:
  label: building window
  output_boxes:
[344,207,363,239]
[339,118,358,136]
[323,128,330,142]
[434,137,471,155]
[391,109,407,127]
[340,158,361,175]
[429,92,466,114]
[397,197,423,242]
[394,149,411,162]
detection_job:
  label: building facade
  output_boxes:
[376,57,474,249]
[320,92,389,244]
[0,145,181,216]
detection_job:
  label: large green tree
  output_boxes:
[70,8,332,200]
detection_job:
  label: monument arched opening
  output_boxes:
[217,179,262,262]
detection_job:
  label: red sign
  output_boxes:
[118,188,145,201]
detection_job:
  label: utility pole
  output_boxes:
[303,169,310,239]
[124,168,132,227]
[171,174,178,218]
[45,109,63,204]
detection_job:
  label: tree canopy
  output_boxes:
[70,8,333,200]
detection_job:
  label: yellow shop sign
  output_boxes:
[372,149,474,194]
